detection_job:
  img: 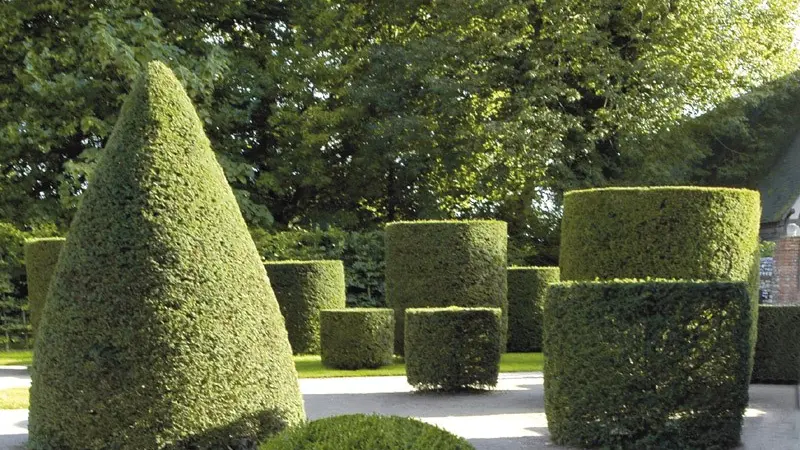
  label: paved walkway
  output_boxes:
[1,370,798,449]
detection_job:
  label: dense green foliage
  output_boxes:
[386,220,507,355]
[24,238,64,337]
[261,414,474,450]
[752,305,800,383]
[265,260,346,354]
[29,62,304,449]
[405,307,502,391]
[506,266,559,352]
[544,280,752,449]
[320,308,394,370]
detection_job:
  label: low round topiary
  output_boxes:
[405,307,501,391]
[265,260,346,354]
[506,266,559,352]
[386,220,507,355]
[24,237,65,337]
[320,308,394,369]
[260,414,474,450]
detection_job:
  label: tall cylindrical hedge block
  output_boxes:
[320,308,394,369]
[24,237,65,337]
[405,307,502,391]
[265,260,346,354]
[386,220,507,355]
[506,266,559,352]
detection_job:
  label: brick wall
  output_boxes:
[774,237,800,305]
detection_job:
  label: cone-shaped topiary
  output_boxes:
[24,237,65,338]
[29,62,305,449]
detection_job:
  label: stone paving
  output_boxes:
[1,370,798,449]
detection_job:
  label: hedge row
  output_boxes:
[24,238,65,337]
[752,305,800,383]
[506,266,559,352]
[320,308,394,369]
[386,220,507,355]
[544,280,752,449]
[405,307,501,391]
[265,260,346,354]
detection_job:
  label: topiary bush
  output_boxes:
[29,62,304,449]
[24,238,65,338]
[386,220,507,355]
[320,308,394,369]
[752,305,800,383]
[265,260,346,354]
[260,414,475,450]
[506,266,559,352]
[405,307,502,391]
[544,280,752,449]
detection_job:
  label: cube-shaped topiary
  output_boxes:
[386,220,507,355]
[544,280,752,449]
[24,237,65,337]
[506,266,559,352]
[265,260,346,354]
[752,305,800,383]
[260,414,475,450]
[29,62,304,449]
[405,307,501,391]
[320,308,394,369]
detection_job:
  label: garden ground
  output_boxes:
[0,367,797,450]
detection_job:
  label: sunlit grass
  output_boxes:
[0,350,32,366]
[0,387,29,410]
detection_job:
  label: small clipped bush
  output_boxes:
[386,220,507,355]
[405,307,501,391]
[544,280,752,449]
[260,414,475,450]
[29,62,304,449]
[752,305,800,383]
[265,260,346,354]
[24,238,65,337]
[320,308,394,369]
[506,266,559,352]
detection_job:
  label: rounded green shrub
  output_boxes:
[405,307,501,391]
[544,280,752,449]
[506,266,559,352]
[320,308,394,369]
[752,305,800,383]
[265,260,346,354]
[24,237,65,337]
[29,62,304,449]
[386,220,507,355]
[260,414,475,450]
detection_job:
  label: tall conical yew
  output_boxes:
[29,62,305,449]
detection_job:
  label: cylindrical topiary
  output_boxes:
[260,414,475,450]
[506,266,559,352]
[24,237,65,337]
[29,62,304,449]
[265,260,346,354]
[320,308,394,369]
[752,305,800,383]
[386,220,507,355]
[405,307,502,391]
[544,280,752,449]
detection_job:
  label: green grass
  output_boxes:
[0,350,31,366]
[0,387,29,410]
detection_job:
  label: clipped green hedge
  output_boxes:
[752,305,800,383]
[260,414,475,450]
[29,62,304,449]
[320,308,394,369]
[386,220,507,355]
[544,280,752,449]
[265,260,346,354]
[24,238,65,337]
[506,266,559,352]
[405,307,502,391]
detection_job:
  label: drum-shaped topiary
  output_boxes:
[385,220,507,355]
[320,308,394,369]
[265,260,346,354]
[506,266,559,352]
[24,237,65,337]
[29,62,304,449]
